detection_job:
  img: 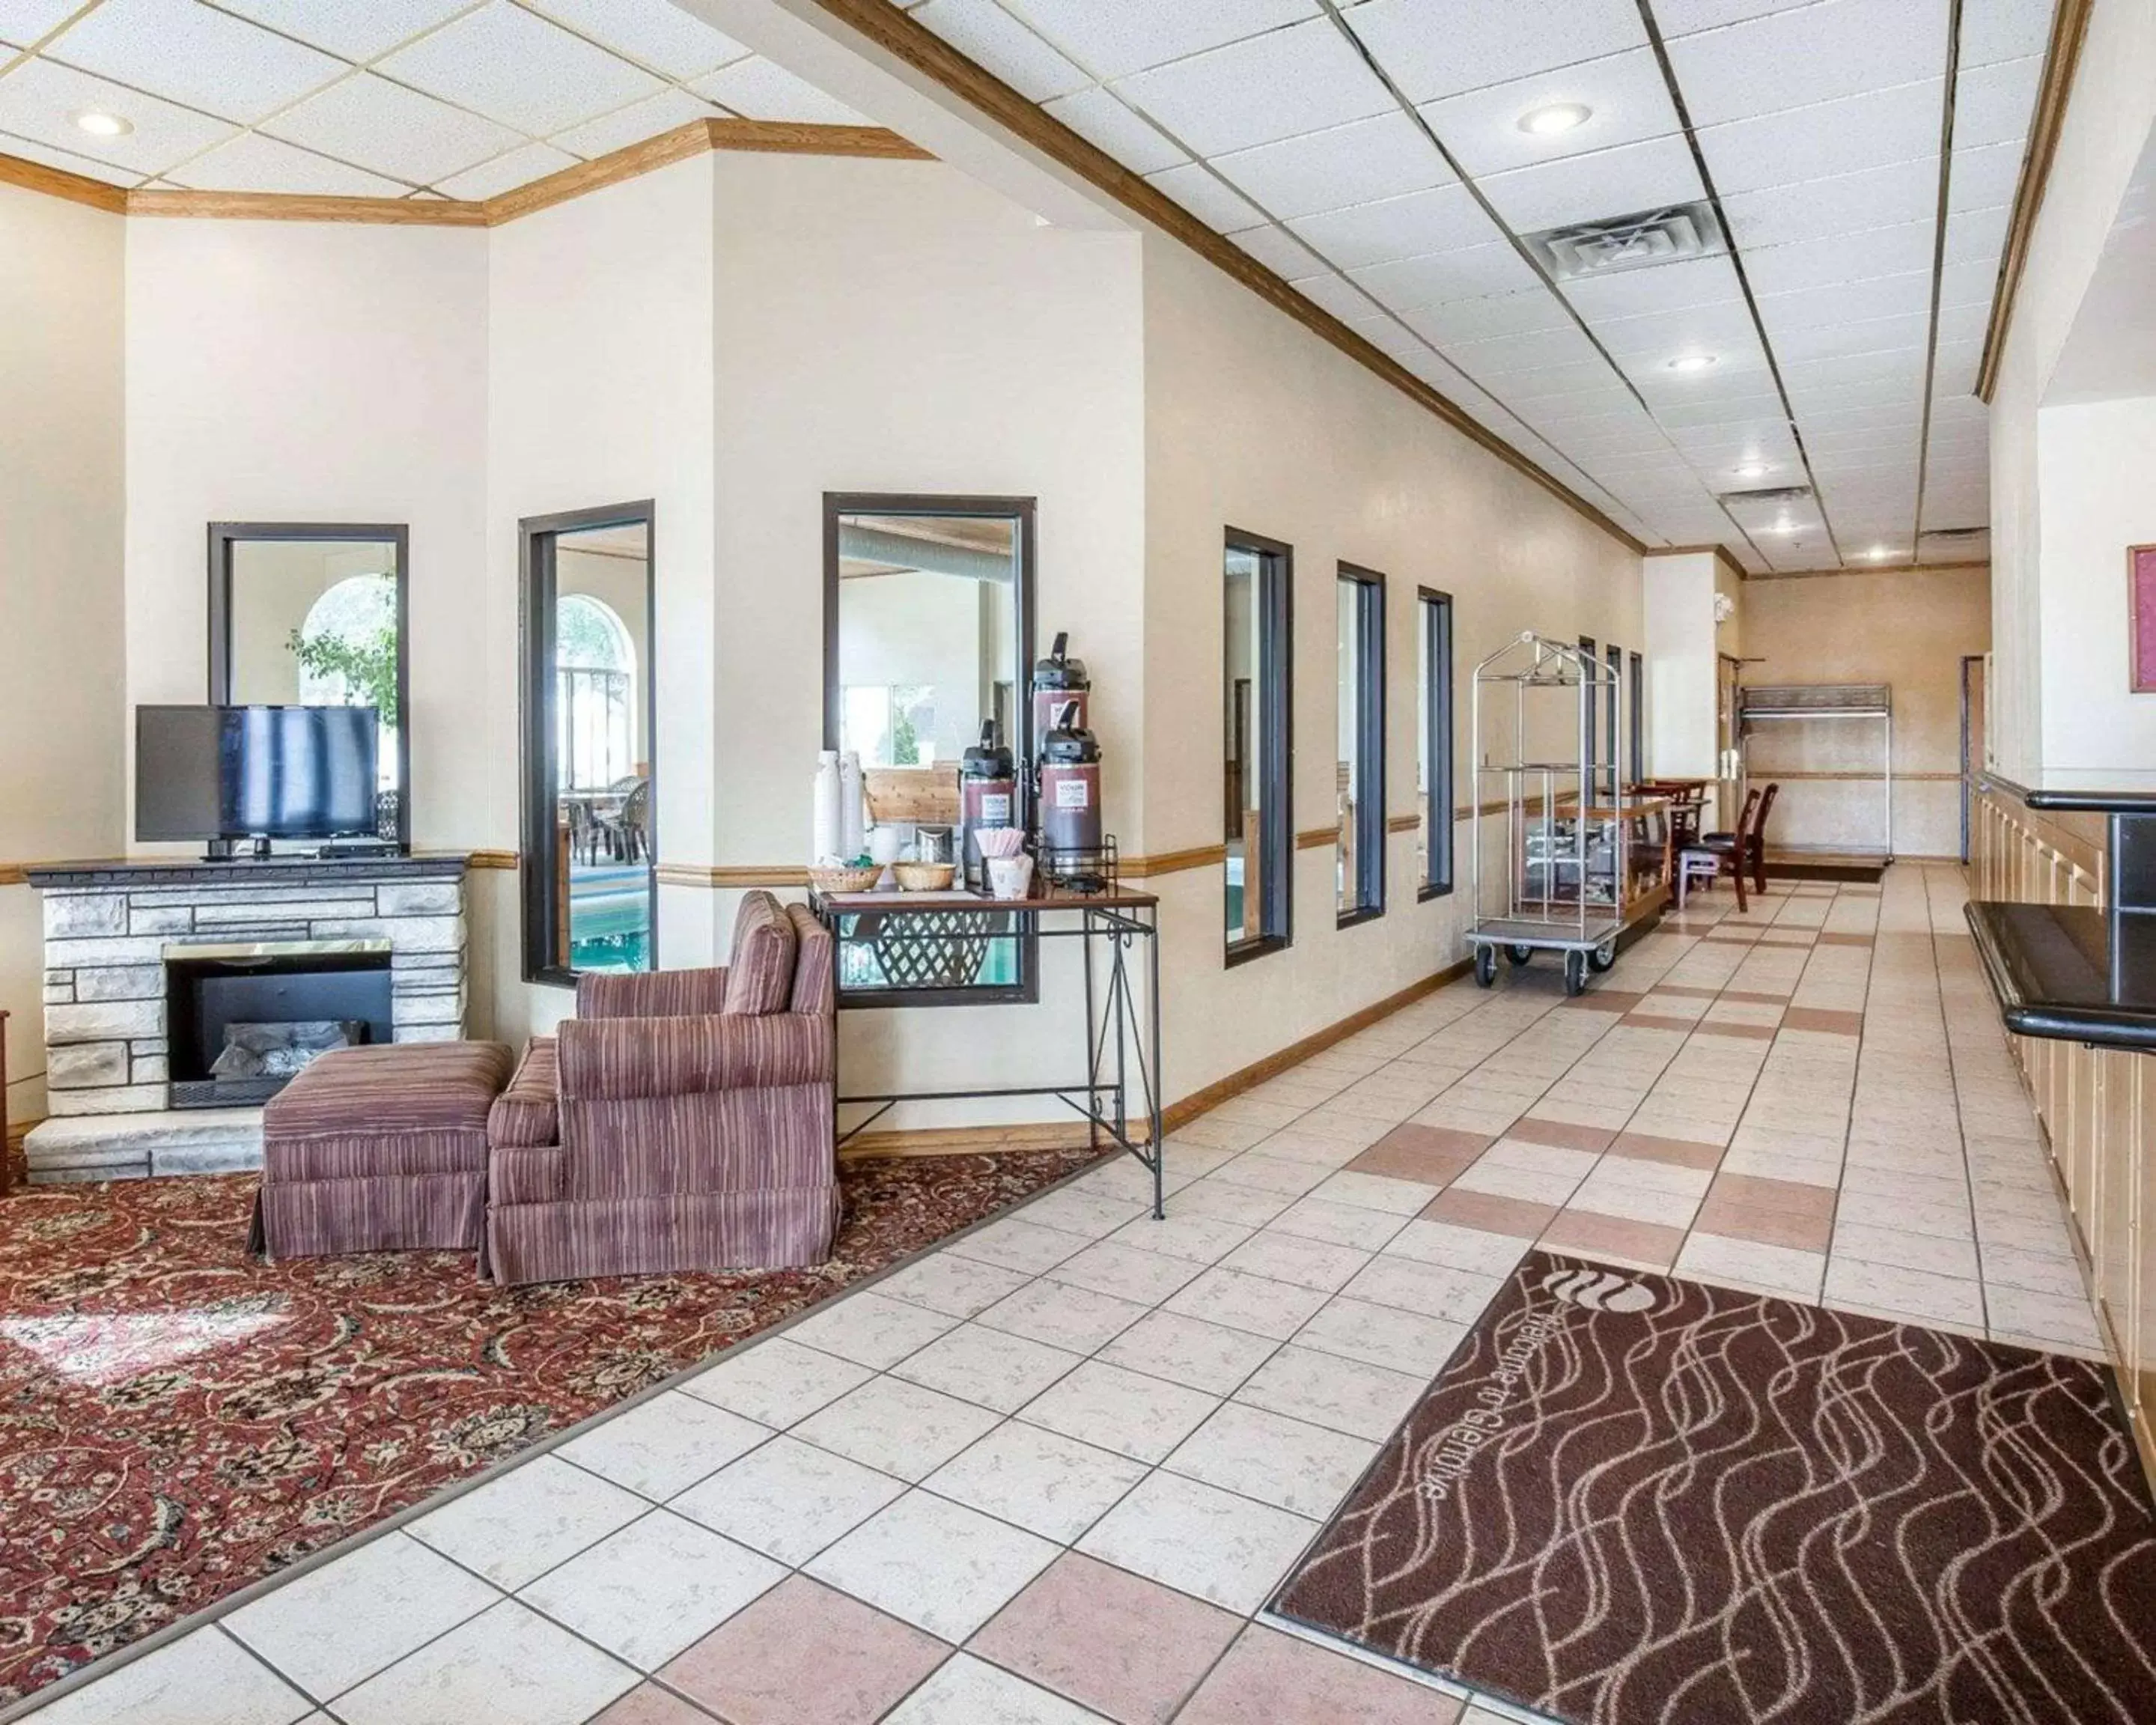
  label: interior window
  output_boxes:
[823,496,1035,1007]
[1337,565,1384,922]
[1418,588,1454,897]
[520,507,655,983]
[1225,531,1291,960]
[213,525,408,848]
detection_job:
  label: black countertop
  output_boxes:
[26,854,469,889]
[1981,770,2156,813]
[1964,900,2156,1052]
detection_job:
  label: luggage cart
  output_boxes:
[1467,632,1626,997]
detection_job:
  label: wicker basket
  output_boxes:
[893,862,957,892]
[808,863,882,895]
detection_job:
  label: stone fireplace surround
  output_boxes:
[23,857,469,1182]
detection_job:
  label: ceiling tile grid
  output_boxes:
[906,0,2049,569]
[0,0,830,204]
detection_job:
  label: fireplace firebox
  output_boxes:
[165,940,395,1108]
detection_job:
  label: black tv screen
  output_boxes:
[136,706,380,842]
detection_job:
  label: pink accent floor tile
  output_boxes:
[1507,1116,1617,1154]
[593,1685,716,1724]
[1175,1626,1462,1724]
[658,1576,945,1725]
[1418,1188,1557,1238]
[968,1551,1241,1724]
[1607,1132,1726,1171]
[1541,1210,1685,1269]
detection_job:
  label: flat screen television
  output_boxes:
[136,705,380,842]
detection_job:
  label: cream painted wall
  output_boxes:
[2034,399,2156,770]
[0,183,125,1126]
[1987,0,2156,776]
[489,154,719,1038]
[1643,552,1724,782]
[1138,231,1645,1101]
[1741,566,1989,859]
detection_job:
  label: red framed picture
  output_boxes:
[2134,544,2156,693]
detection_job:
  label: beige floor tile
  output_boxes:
[806,1489,1059,1643]
[891,1323,1086,1415]
[793,1375,1002,1482]
[924,1420,1147,1544]
[1075,1471,1318,1614]
[1020,1359,1221,1464]
[669,1435,904,1566]
[407,1456,647,1592]
[680,1335,875,1429]
[335,1601,637,1725]
[519,1511,784,1672]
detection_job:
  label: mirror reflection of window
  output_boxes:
[826,502,1032,1004]
[224,535,404,841]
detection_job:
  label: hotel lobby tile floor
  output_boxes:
[24,865,2103,1725]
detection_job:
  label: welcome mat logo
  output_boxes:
[1541,1265,1659,1314]
[1414,1306,1566,1503]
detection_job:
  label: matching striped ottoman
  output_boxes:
[248,1041,514,1262]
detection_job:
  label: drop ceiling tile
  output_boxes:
[1695,79,1945,195]
[549,88,716,160]
[1720,154,1940,252]
[1479,133,1703,233]
[1653,0,1818,35]
[1557,253,1744,320]
[1498,365,1635,407]
[262,70,522,185]
[1628,347,1776,403]
[1665,0,1948,127]
[434,139,577,199]
[1350,314,1439,370]
[1287,180,1498,270]
[0,0,84,48]
[1288,269,1384,323]
[1418,48,1679,179]
[1946,137,2024,211]
[213,0,474,64]
[1444,323,1604,377]
[1783,346,1930,388]
[524,0,752,80]
[1931,338,1982,395]
[1942,201,2011,264]
[0,127,140,183]
[0,55,236,172]
[1212,112,1451,221]
[1146,160,1267,231]
[1741,217,1937,295]
[1109,16,1389,156]
[1653,389,1788,427]
[1961,0,2056,70]
[913,0,1088,100]
[1043,87,1186,174]
[1348,238,1540,307]
[1224,220,1327,278]
[1342,0,1644,105]
[1769,309,1933,362]
[692,57,867,125]
[1935,256,1998,306]
[43,0,344,125]
[1953,54,2042,148]
[377,2,663,136]
[999,0,1318,82]
[1755,270,1933,332]
[1784,374,1926,413]
[1799,402,1925,433]
[164,128,410,195]
[1400,287,1573,345]
[1590,298,1760,360]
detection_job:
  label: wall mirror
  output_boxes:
[520,505,655,985]
[822,493,1035,1006]
[209,523,409,848]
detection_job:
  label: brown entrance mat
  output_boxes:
[1272,1251,2156,1724]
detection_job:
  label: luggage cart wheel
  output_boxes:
[1587,937,1617,973]
[1474,946,1496,988]
[1505,944,1534,967]
[1563,949,1588,996]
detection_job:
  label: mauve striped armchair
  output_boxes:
[481,893,840,1286]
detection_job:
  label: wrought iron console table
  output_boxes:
[812,884,1166,1219]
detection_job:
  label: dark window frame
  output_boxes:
[1606,643,1624,796]
[1418,587,1455,901]
[1627,649,1645,784]
[822,492,1038,1011]
[519,501,658,990]
[1225,527,1294,967]
[207,520,412,851]
[1578,633,1599,792]
[1336,562,1386,928]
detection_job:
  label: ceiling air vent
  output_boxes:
[1523,201,1726,281]
[1717,485,1814,508]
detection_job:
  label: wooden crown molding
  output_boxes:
[796,0,1647,559]
[1975,0,2092,403]
[3,118,932,231]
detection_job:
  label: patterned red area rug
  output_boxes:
[0,1149,1099,1703]
[1274,1250,2156,1725]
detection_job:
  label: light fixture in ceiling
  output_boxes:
[1668,352,1717,373]
[73,110,133,138]
[1518,102,1592,136]
[1735,461,1769,480]
[1866,544,1895,561]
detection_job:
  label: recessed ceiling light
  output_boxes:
[73,110,133,138]
[1518,102,1592,136]
[1735,461,1768,480]
[1667,352,1717,373]
[1866,544,1894,560]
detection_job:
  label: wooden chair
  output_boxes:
[1690,783,1779,910]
